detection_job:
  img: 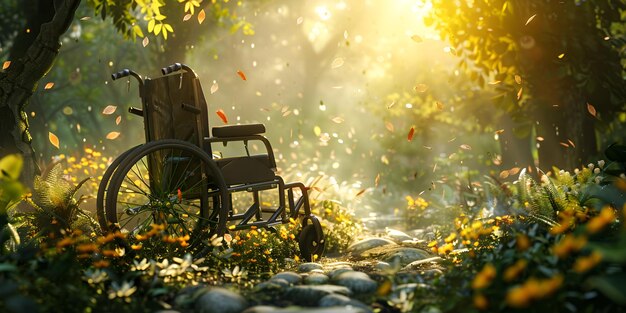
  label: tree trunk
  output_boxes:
[0,0,81,184]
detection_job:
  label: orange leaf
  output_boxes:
[331,116,344,124]
[407,126,415,142]
[198,9,206,24]
[495,129,505,135]
[385,121,395,132]
[355,189,366,197]
[525,14,537,26]
[568,139,576,148]
[106,132,121,140]
[435,101,444,111]
[536,136,544,141]
[2,61,10,70]
[177,189,183,202]
[183,13,192,22]
[414,84,428,93]
[499,170,510,179]
[374,174,381,187]
[560,142,570,148]
[115,116,122,125]
[587,103,597,118]
[49,132,60,149]
[142,37,149,47]
[210,82,219,94]
[102,105,117,115]
[517,87,523,100]
[411,35,423,43]
[514,75,522,85]
[44,82,54,90]
[216,109,228,124]
[237,70,247,81]
[509,167,520,175]
[488,80,501,85]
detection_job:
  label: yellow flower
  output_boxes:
[586,207,615,234]
[516,234,530,251]
[444,232,457,243]
[76,243,98,254]
[503,259,527,282]
[573,251,602,273]
[506,286,531,308]
[437,243,454,255]
[472,263,496,290]
[56,237,74,249]
[473,293,488,310]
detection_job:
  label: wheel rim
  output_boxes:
[105,140,228,244]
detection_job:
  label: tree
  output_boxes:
[427,0,626,170]
[0,0,249,184]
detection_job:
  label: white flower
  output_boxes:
[108,281,137,301]
[83,269,108,284]
[588,163,595,170]
[598,160,605,168]
[595,176,602,184]
[131,258,151,271]
[594,168,600,174]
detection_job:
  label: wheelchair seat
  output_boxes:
[212,124,266,138]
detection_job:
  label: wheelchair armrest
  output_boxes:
[204,134,277,169]
[212,124,265,138]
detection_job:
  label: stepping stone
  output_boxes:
[195,287,248,313]
[271,271,302,285]
[333,271,378,295]
[348,237,397,256]
[243,306,368,313]
[304,272,329,285]
[385,228,414,243]
[319,294,372,312]
[382,247,431,267]
[401,256,443,271]
[298,262,324,273]
[285,285,351,306]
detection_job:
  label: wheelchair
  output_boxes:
[96,63,324,261]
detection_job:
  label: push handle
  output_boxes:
[161,63,183,75]
[111,69,131,80]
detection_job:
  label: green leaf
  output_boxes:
[0,154,23,180]
[587,274,626,305]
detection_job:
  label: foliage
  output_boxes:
[317,200,364,254]
[413,154,626,312]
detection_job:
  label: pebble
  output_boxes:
[333,271,378,295]
[271,271,303,285]
[195,288,248,313]
[298,262,324,273]
[285,285,351,306]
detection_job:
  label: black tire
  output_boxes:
[298,223,325,262]
[105,139,230,243]
[96,146,139,232]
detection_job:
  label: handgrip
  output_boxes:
[161,63,183,75]
[111,69,131,80]
[128,107,143,116]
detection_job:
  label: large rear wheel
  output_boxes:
[105,139,229,248]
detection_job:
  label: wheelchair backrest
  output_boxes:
[142,72,211,153]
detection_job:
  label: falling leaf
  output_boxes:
[49,132,60,149]
[509,167,521,175]
[216,109,228,124]
[423,145,432,150]
[198,9,206,24]
[343,30,348,39]
[433,162,438,173]
[499,170,510,179]
[385,121,395,132]
[2,61,10,70]
[488,80,501,85]
[460,144,472,150]
[560,142,570,148]
[568,139,576,148]
[374,174,381,187]
[495,129,505,135]
[79,16,91,21]
[44,82,54,90]
[142,36,149,47]
[557,53,565,59]
[411,35,423,43]
[106,132,121,140]
[331,58,344,69]
[236,70,247,81]
[407,127,415,142]
[296,16,304,24]
[414,84,428,93]
[115,116,121,125]
[102,105,117,115]
[386,101,396,109]
[331,117,344,124]
[517,87,523,100]
[525,14,537,26]
[183,13,192,22]
[492,155,502,165]
[536,136,544,141]
[177,189,183,202]
[514,75,522,84]
[210,82,219,94]
[435,101,444,111]
[355,189,366,197]
[587,103,597,118]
